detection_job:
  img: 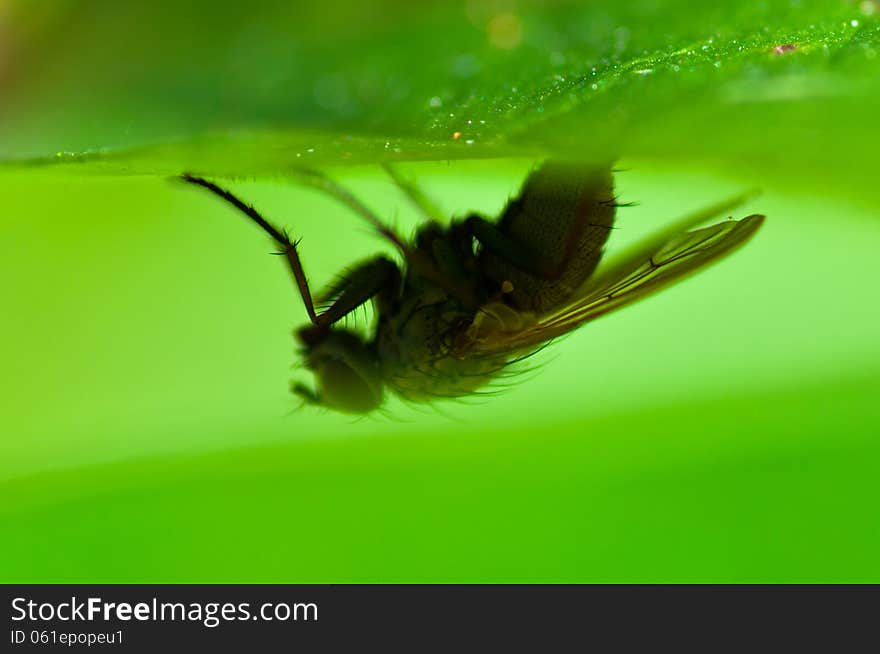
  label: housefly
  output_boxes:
[181,161,764,413]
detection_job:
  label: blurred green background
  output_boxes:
[1,0,879,582]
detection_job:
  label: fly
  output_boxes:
[181,161,764,413]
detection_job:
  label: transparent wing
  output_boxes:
[473,212,765,355]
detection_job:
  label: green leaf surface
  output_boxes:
[2,0,878,195]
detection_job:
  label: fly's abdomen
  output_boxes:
[480,161,615,313]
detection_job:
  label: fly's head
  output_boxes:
[292,325,385,413]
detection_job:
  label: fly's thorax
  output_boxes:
[376,286,469,369]
[375,286,507,401]
[480,161,615,313]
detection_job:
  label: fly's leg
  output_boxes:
[414,222,475,290]
[431,237,475,289]
[181,175,401,330]
[311,257,401,328]
[288,168,410,254]
[462,214,606,281]
[291,382,321,407]
[182,174,323,324]
[382,162,445,222]
[296,166,486,309]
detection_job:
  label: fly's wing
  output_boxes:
[471,212,765,355]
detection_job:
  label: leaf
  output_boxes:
[1,0,878,196]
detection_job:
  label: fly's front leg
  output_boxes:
[313,257,401,327]
[296,256,401,352]
[181,174,324,324]
[181,175,401,330]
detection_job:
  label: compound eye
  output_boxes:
[313,357,382,413]
[296,328,383,413]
